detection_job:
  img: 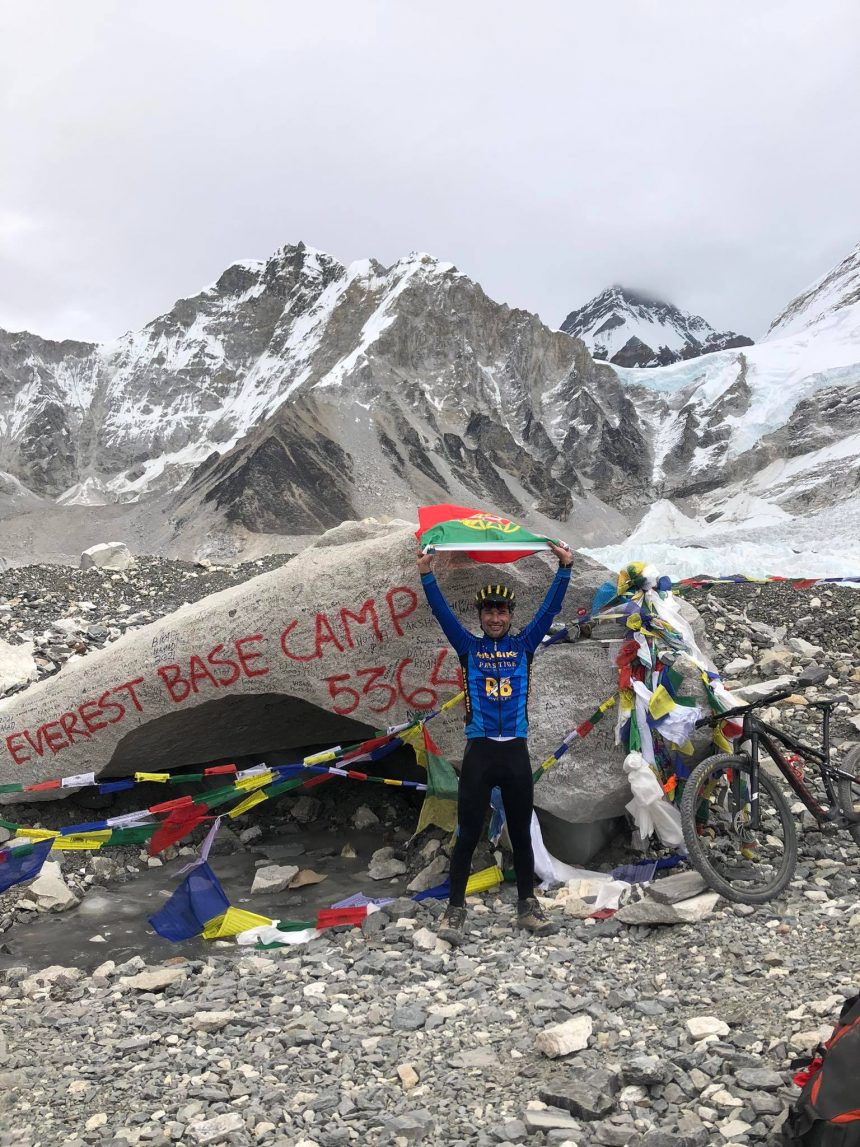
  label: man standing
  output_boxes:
[416,541,573,943]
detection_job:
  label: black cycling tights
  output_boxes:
[448,737,535,906]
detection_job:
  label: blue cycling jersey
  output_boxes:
[420,567,571,739]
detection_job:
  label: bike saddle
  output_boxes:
[808,696,846,711]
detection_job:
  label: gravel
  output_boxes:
[0,570,858,1145]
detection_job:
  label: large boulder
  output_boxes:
[0,519,698,824]
[80,542,134,571]
[0,637,39,694]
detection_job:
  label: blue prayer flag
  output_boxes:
[0,839,53,893]
[148,862,230,942]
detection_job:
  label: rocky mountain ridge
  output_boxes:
[560,285,753,367]
[0,240,857,560]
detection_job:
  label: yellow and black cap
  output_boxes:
[475,584,516,611]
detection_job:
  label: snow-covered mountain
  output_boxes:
[0,239,857,564]
[602,240,860,569]
[0,244,645,542]
[560,285,752,367]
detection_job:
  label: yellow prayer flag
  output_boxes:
[135,772,170,783]
[227,790,268,819]
[51,832,110,851]
[441,691,465,711]
[713,727,733,753]
[304,750,337,765]
[202,907,273,940]
[648,685,677,721]
[234,770,273,792]
[16,828,59,840]
[465,865,504,895]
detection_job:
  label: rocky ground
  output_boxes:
[0,556,293,697]
[0,569,858,1147]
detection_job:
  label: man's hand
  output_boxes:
[416,548,434,576]
[547,540,573,568]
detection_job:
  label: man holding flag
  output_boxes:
[416,530,573,943]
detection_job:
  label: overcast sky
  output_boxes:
[1,0,858,344]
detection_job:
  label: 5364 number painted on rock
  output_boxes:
[322,649,463,715]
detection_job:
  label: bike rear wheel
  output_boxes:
[836,744,860,850]
[680,751,798,904]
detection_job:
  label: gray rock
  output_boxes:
[539,1069,619,1120]
[27,862,80,912]
[623,1055,669,1086]
[449,1048,499,1069]
[187,1112,245,1144]
[523,1108,581,1133]
[119,966,187,992]
[648,871,708,905]
[250,864,299,895]
[390,1006,427,1031]
[351,804,380,830]
[614,899,683,925]
[734,1067,785,1091]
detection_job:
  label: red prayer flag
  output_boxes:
[316,906,369,929]
[148,805,210,856]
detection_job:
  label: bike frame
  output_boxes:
[736,705,859,830]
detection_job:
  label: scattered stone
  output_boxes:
[648,871,708,904]
[188,1111,245,1143]
[449,1048,499,1069]
[734,1066,785,1091]
[352,804,380,829]
[27,861,80,912]
[368,846,407,880]
[398,1063,420,1090]
[191,1010,237,1031]
[290,796,322,825]
[539,1070,618,1120]
[119,966,187,991]
[412,927,440,951]
[0,636,39,692]
[622,1055,669,1086]
[251,864,300,894]
[686,1016,730,1040]
[535,1015,593,1058]
[672,891,721,922]
[406,854,448,892]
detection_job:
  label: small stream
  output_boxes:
[0,824,411,973]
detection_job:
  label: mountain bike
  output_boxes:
[679,688,860,904]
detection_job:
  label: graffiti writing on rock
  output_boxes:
[157,634,269,702]
[5,679,146,766]
[2,585,460,767]
[279,588,418,661]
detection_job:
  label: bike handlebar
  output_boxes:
[694,688,794,729]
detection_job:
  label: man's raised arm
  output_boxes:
[416,550,472,655]
[518,541,573,652]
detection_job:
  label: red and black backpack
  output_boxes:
[783,990,860,1145]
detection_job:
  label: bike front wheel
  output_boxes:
[836,745,860,850]
[680,751,798,904]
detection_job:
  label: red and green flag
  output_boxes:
[416,503,556,564]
